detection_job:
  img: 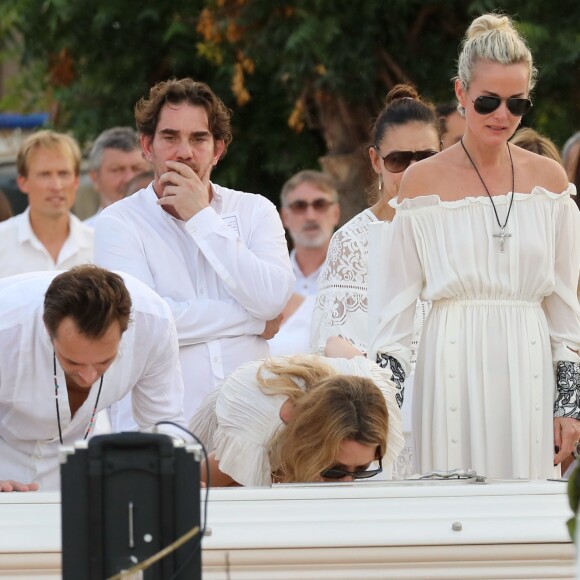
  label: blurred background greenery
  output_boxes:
[0,0,578,218]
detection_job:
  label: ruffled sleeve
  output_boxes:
[542,185,580,364]
[195,359,286,487]
[542,185,580,417]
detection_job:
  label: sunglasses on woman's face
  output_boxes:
[376,149,438,173]
[321,457,383,480]
[471,95,533,116]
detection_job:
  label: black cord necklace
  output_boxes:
[53,352,104,445]
[460,138,515,253]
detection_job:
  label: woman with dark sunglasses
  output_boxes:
[370,13,580,481]
[189,349,403,487]
[311,84,440,479]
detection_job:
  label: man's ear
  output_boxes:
[16,175,29,196]
[140,134,154,161]
[213,139,225,165]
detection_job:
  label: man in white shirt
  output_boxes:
[0,130,93,277]
[0,265,187,492]
[94,78,294,419]
[84,127,151,227]
[269,170,340,356]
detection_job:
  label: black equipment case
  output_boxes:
[60,432,202,579]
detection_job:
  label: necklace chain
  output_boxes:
[53,352,104,445]
[460,138,515,233]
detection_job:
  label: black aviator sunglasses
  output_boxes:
[321,457,383,480]
[471,95,533,116]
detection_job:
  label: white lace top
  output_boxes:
[311,209,379,354]
[311,208,429,359]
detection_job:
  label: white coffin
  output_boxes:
[0,480,575,579]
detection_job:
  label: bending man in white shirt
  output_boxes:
[94,78,295,419]
[0,265,187,492]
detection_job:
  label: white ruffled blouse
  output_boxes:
[189,356,404,487]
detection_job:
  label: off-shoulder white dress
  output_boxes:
[370,186,580,480]
[189,356,404,487]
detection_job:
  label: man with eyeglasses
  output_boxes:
[94,78,295,422]
[268,170,340,356]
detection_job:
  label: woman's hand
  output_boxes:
[554,417,580,466]
[324,337,365,359]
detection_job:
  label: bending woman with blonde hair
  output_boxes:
[190,349,403,486]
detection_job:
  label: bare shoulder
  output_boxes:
[510,145,569,193]
[398,148,459,200]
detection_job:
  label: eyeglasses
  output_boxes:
[471,95,533,116]
[376,149,438,173]
[321,457,383,480]
[285,198,336,214]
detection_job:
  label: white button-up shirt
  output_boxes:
[0,271,186,491]
[94,183,294,418]
[0,208,94,278]
[290,249,323,296]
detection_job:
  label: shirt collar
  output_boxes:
[289,249,323,281]
[16,208,35,244]
[17,208,91,249]
[209,181,222,213]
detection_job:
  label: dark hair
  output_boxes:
[370,84,440,148]
[135,78,233,156]
[43,265,132,339]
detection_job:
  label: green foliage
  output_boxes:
[1,0,578,203]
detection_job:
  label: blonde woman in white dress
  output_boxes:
[190,347,403,487]
[310,84,441,478]
[370,13,580,480]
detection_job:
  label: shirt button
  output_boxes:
[451,437,458,443]
[450,406,457,412]
[535,405,540,411]
[450,338,456,344]
[533,372,539,379]
[449,372,455,379]
[531,338,536,345]
[536,437,540,444]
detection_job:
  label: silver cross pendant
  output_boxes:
[493,228,511,253]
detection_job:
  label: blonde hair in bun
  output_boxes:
[456,12,537,94]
